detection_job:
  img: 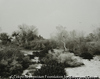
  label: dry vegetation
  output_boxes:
[0,24,100,78]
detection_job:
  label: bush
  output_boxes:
[41,49,84,67]
[80,52,93,60]
[23,42,31,49]
[93,41,100,55]
[34,60,66,77]
[71,40,100,57]
[94,49,100,55]
[40,49,62,64]
[72,42,95,59]
[0,47,31,78]
[57,53,84,67]
[33,43,54,58]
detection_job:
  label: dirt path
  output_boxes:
[65,56,100,77]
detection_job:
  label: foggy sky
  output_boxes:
[0,0,100,38]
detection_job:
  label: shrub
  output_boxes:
[0,33,11,45]
[57,53,84,67]
[94,48,100,55]
[33,45,54,59]
[40,49,62,64]
[23,42,31,49]
[34,60,67,77]
[0,47,31,78]
[80,52,93,60]
[93,41,100,55]
[72,40,100,57]
[41,49,84,67]
[73,42,95,59]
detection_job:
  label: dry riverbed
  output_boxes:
[65,56,100,77]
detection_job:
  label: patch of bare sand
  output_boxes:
[65,56,100,77]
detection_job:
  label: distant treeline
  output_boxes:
[0,24,100,56]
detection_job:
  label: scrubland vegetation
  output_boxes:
[0,47,31,78]
[0,24,100,78]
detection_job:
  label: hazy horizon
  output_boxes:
[0,0,100,38]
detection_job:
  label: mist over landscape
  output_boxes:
[0,0,100,79]
[0,0,100,38]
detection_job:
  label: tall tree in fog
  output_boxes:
[12,24,38,45]
[51,26,69,51]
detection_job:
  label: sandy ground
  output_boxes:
[20,50,33,55]
[65,56,100,77]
